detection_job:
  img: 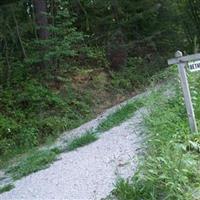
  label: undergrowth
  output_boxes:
[0,79,93,167]
[113,72,200,200]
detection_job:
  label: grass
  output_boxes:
[6,149,59,180]
[0,184,14,194]
[67,132,98,151]
[4,133,99,180]
[97,100,144,132]
[4,132,98,180]
[113,78,200,200]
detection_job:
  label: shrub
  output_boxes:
[0,79,93,158]
[111,57,146,91]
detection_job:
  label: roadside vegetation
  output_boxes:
[0,184,14,194]
[97,100,144,132]
[7,149,60,180]
[67,132,98,151]
[113,73,200,200]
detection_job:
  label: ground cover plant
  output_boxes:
[6,149,60,180]
[113,74,200,200]
[67,132,98,151]
[0,184,14,194]
[97,100,144,132]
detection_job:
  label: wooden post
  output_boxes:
[174,51,198,133]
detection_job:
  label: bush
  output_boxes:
[0,79,93,158]
[0,115,21,155]
[15,80,67,113]
[111,57,146,91]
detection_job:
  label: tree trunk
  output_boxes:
[33,0,49,71]
[11,8,27,59]
[33,0,49,40]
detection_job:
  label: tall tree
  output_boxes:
[180,0,200,51]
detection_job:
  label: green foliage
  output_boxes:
[111,58,144,90]
[26,0,84,69]
[79,47,109,68]
[111,57,162,91]
[113,76,200,200]
[179,0,200,51]
[71,0,183,53]
[67,132,98,151]
[7,149,59,180]
[0,79,92,158]
[97,100,144,132]
[0,184,14,194]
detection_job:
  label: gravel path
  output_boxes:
[0,105,147,200]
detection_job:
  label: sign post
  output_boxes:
[168,51,199,133]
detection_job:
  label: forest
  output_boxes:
[1,0,200,199]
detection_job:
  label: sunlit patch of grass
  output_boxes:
[67,132,98,151]
[97,100,144,132]
[0,184,14,194]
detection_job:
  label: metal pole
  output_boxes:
[175,51,198,133]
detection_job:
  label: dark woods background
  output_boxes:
[1,0,198,86]
[0,0,200,157]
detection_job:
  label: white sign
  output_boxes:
[188,60,200,72]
